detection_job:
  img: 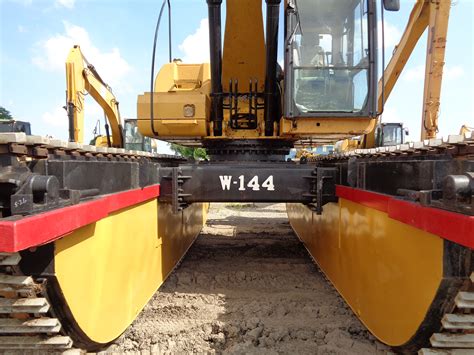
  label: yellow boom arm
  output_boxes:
[65,45,123,147]
[364,0,451,147]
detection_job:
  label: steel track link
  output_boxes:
[418,273,474,354]
[0,252,73,351]
[0,132,184,163]
[308,132,474,163]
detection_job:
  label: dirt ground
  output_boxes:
[107,203,392,354]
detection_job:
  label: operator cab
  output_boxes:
[285,0,399,120]
[374,122,408,147]
[285,0,378,118]
[124,119,157,153]
[0,120,31,135]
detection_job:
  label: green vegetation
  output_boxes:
[169,143,208,160]
[0,106,13,121]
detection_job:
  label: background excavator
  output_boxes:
[0,0,472,353]
[66,45,159,153]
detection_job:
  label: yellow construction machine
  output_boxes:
[66,46,160,152]
[65,45,124,148]
[460,125,473,136]
[136,0,473,352]
[0,0,472,353]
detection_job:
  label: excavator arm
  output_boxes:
[364,0,451,147]
[65,45,124,147]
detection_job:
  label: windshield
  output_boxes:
[382,125,403,146]
[289,0,370,113]
[124,120,152,152]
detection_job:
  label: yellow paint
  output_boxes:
[54,199,207,344]
[287,199,444,346]
[279,117,375,142]
[137,62,211,138]
[222,0,265,90]
[66,46,123,147]
[135,1,379,145]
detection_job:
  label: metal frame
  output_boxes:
[284,0,378,119]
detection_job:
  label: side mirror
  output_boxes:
[383,0,400,11]
[404,128,409,136]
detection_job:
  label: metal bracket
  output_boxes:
[305,167,339,215]
[159,163,339,214]
[160,167,192,213]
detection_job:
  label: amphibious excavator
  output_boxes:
[0,0,472,354]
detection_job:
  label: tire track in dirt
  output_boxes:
[108,203,391,354]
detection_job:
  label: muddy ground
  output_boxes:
[107,203,391,354]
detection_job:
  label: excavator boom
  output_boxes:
[66,45,124,147]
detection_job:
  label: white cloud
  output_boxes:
[40,99,106,141]
[17,25,27,33]
[403,64,425,82]
[42,105,68,129]
[381,106,402,124]
[32,21,131,88]
[178,19,210,63]
[378,20,402,51]
[444,65,464,80]
[55,0,75,9]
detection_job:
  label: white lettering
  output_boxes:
[262,175,275,191]
[219,175,233,190]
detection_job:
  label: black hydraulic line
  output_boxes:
[167,0,172,62]
[207,0,224,136]
[104,123,111,147]
[67,102,75,142]
[116,101,125,148]
[150,0,168,137]
[87,64,107,88]
[379,1,386,117]
[264,0,281,136]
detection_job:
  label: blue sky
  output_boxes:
[1,0,473,151]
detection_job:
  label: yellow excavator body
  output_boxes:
[137,0,376,144]
[288,200,444,346]
[54,201,207,345]
[0,0,471,354]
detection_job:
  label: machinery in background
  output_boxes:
[0,120,31,135]
[460,125,473,135]
[123,118,158,153]
[287,145,335,162]
[66,45,124,148]
[334,122,408,153]
[66,46,158,153]
[0,46,206,351]
[374,122,409,147]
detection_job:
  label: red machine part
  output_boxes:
[0,185,160,253]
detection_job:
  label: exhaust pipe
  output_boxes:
[207,0,224,136]
[264,0,281,136]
